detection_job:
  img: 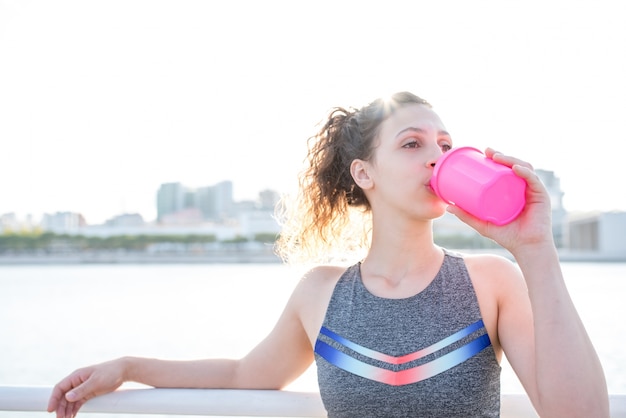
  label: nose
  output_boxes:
[427,147,444,169]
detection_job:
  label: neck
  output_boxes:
[367,215,437,259]
[361,218,443,291]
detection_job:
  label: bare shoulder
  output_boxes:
[463,252,524,288]
[296,265,347,294]
[289,264,348,346]
[291,264,347,311]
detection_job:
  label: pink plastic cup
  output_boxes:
[430,147,526,225]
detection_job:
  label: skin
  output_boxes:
[48,104,610,418]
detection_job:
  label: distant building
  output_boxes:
[258,189,281,210]
[0,213,20,232]
[196,186,216,220]
[158,181,234,224]
[0,213,41,232]
[211,181,235,220]
[160,207,204,225]
[104,213,145,227]
[157,182,187,221]
[40,211,86,233]
[536,169,567,247]
[566,211,626,260]
[234,200,257,213]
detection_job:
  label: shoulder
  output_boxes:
[291,264,349,307]
[462,252,524,286]
[301,264,349,286]
[462,252,527,306]
[289,264,350,345]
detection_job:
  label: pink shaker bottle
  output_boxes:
[430,147,526,225]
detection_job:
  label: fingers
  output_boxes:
[55,395,83,418]
[485,148,533,171]
[47,377,77,412]
[47,369,97,418]
[67,384,100,404]
[49,383,93,418]
[49,393,83,418]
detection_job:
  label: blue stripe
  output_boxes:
[315,333,492,386]
[318,319,485,363]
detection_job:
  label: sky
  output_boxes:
[1,0,625,224]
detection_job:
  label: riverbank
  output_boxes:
[0,250,282,264]
[0,248,623,264]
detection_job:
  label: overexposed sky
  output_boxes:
[1,0,625,224]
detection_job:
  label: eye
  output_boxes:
[402,139,421,149]
[440,143,452,152]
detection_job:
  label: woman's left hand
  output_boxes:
[446,148,555,254]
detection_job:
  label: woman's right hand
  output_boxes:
[47,357,128,418]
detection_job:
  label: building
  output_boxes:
[40,211,86,233]
[565,211,626,260]
[0,213,20,232]
[238,209,281,240]
[158,181,234,224]
[156,182,187,221]
[197,181,234,221]
[536,169,567,247]
[258,189,281,210]
[104,213,145,227]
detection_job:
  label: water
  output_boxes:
[1,262,625,418]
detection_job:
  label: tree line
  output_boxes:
[0,230,499,254]
[0,231,279,254]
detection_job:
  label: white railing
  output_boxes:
[1,386,625,417]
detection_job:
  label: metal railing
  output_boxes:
[1,386,625,417]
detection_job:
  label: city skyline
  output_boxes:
[2,1,626,224]
[0,167,608,230]
[1,179,281,226]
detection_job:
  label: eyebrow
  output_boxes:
[395,127,451,138]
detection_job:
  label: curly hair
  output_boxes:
[275,92,431,265]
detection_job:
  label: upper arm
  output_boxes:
[467,254,539,404]
[491,257,540,404]
[233,266,342,389]
[234,285,314,389]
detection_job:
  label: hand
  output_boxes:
[47,358,127,418]
[446,148,555,254]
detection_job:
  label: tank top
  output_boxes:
[314,251,501,417]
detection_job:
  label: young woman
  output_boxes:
[48,92,609,417]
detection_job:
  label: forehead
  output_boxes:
[378,104,447,139]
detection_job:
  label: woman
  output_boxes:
[47,92,609,417]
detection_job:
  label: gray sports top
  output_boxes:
[315,251,501,417]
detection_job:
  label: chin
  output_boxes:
[430,203,449,219]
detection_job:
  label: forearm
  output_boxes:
[122,356,240,389]
[514,243,609,416]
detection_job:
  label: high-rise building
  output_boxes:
[158,180,234,223]
[156,182,186,221]
[196,185,217,220]
[213,181,234,220]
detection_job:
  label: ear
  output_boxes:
[350,159,373,190]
